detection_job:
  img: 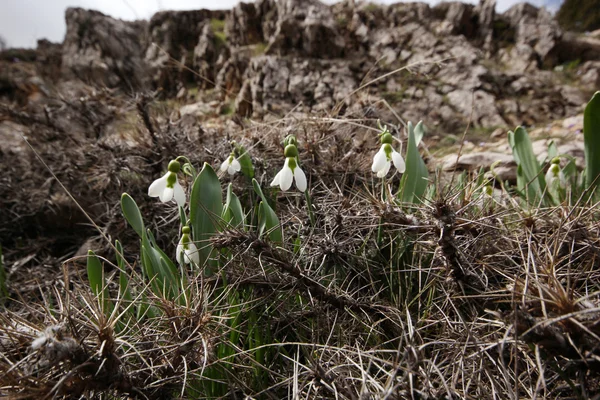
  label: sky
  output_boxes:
[0,0,562,49]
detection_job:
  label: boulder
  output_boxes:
[61,8,149,89]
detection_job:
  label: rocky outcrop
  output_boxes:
[501,3,561,68]
[3,0,597,132]
[145,9,228,92]
[61,8,149,89]
[235,55,357,117]
[265,0,345,58]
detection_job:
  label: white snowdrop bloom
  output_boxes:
[176,226,199,265]
[271,157,307,192]
[220,154,241,175]
[148,160,186,207]
[371,142,405,178]
[545,160,566,190]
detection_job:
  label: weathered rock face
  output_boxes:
[235,55,357,117]
[265,0,345,58]
[502,3,561,68]
[475,0,496,51]
[4,0,598,133]
[145,9,228,93]
[61,8,149,89]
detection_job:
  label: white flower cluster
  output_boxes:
[145,126,408,267]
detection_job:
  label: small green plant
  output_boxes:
[506,91,600,206]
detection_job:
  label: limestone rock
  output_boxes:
[266,0,345,58]
[475,0,495,52]
[145,9,227,92]
[61,8,149,89]
[235,55,356,117]
[502,3,561,68]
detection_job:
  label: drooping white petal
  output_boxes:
[185,242,200,264]
[176,241,184,264]
[376,161,391,178]
[270,170,282,187]
[159,187,174,203]
[230,159,241,174]
[220,159,229,172]
[173,181,186,207]
[294,166,307,192]
[392,150,406,173]
[372,146,388,173]
[148,172,169,197]
[279,159,294,191]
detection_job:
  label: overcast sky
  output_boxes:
[1,0,561,48]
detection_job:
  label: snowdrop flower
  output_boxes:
[176,226,199,265]
[371,130,405,178]
[148,160,185,207]
[220,153,241,175]
[545,157,566,192]
[270,142,307,192]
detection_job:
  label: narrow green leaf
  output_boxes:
[399,120,429,204]
[87,250,104,296]
[235,142,255,179]
[121,193,144,238]
[258,201,283,244]
[547,140,559,161]
[224,183,245,228]
[189,163,223,273]
[584,91,600,197]
[510,126,546,205]
[413,120,425,146]
[252,178,267,203]
[114,241,132,304]
[87,250,112,314]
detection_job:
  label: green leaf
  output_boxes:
[547,140,559,161]
[235,142,255,179]
[189,163,223,274]
[252,179,283,243]
[258,201,283,244]
[114,241,132,304]
[398,121,429,204]
[121,193,145,238]
[223,183,245,228]
[584,91,600,198]
[413,120,425,146]
[146,230,180,300]
[87,250,104,296]
[510,126,546,205]
[87,250,112,315]
[252,178,267,203]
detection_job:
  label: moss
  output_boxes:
[252,42,268,56]
[210,18,225,34]
[382,91,405,103]
[364,3,381,13]
[221,101,235,115]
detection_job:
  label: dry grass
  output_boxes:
[2,90,600,399]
